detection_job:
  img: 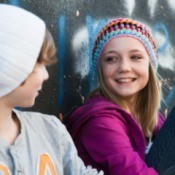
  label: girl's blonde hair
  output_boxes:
[91,63,161,137]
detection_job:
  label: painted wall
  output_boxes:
[1,0,175,121]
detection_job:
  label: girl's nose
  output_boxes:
[118,58,131,73]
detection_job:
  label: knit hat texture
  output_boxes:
[0,4,46,97]
[92,18,158,71]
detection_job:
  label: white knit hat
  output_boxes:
[0,4,46,97]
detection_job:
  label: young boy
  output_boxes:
[0,4,103,175]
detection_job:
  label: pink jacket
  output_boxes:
[67,95,165,175]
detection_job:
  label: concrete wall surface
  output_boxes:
[1,0,175,120]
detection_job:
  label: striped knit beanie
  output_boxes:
[92,18,158,72]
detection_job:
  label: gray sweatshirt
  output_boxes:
[0,109,103,175]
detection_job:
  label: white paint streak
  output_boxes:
[154,32,175,70]
[159,46,175,71]
[76,10,80,17]
[124,0,135,16]
[148,0,158,17]
[167,0,175,11]
[154,31,166,49]
[72,27,89,77]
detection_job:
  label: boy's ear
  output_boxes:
[58,113,63,122]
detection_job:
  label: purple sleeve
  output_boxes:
[76,114,158,175]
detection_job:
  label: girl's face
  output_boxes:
[100,37,150,104]
[8,63,49,108]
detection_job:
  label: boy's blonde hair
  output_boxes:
[37,29,57,65]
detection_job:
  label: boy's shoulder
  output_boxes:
[13,109,65,134]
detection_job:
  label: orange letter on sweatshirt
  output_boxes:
[37,154,57,175]
[0,164,10,175]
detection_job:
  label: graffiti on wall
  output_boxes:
[2,0,175,119]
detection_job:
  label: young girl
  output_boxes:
[0,4,103,175]
[67,18,166,174]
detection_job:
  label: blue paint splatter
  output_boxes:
[9,0,20,6]
[86,16,108,91]
[58,15,65,107]
[152,22,169,53]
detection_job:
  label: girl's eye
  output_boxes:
[131,55,142,60]
[105,57,117,62]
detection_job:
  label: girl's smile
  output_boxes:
[100,37,150,103]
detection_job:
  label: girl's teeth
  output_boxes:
[118,78,132,83]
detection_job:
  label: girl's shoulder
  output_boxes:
[68,94,139,137]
